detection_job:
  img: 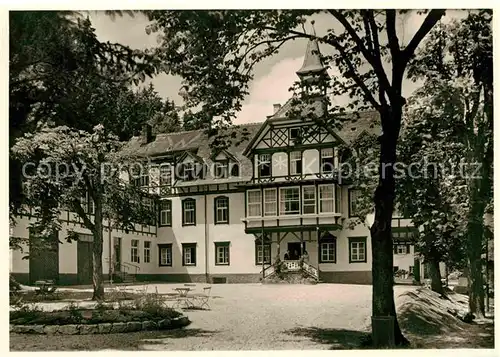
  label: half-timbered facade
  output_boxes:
[10,38,421,285]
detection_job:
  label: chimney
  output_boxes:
[273,103,282,114]
[141,124,153,145]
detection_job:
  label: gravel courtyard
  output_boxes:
[10,283,416,351]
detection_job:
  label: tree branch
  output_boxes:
[385,10,400,58]
[402,10,446,64]
[71,199,95,232]
[329,9,393,96]
[263,27,381,110]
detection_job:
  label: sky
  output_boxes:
[88,10,468,125]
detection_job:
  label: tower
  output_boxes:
[296,24,329,98]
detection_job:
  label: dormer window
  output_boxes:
[183,162,196,181]
[258,154,271,177]
[214,161,228,179]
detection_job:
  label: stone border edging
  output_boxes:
[9,316,190,335]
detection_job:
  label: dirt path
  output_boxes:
[9,284,493,351]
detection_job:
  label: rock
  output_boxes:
[98,323,112,334]
[157,319,171,329]
[43,325,60,334]
[142,320,155,331]
[58,324,79,335]
[172,316,190,328]
[126,321,142,332]
[26,325,45,334]
[110,322,127,333]
[79,324,99,334]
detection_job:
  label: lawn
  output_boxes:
[10,283,494,351]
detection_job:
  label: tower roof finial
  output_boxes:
[296,20,327,80]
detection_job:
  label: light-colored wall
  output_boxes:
[10,215,157,276]
[393,246,415,271]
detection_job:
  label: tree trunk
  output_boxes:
[92,206,105,301]
[428,256,444,295]
[370,106,408,347]
[466,185,485,318]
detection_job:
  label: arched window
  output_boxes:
[214,196,229,224]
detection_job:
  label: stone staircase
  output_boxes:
[261,260,320,283]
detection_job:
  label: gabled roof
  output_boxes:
[122,123,262,180]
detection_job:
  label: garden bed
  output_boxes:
[10,293,191,334]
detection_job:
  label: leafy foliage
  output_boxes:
[9,11,171,216]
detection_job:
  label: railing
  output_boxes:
[283,260,301,271]
[302,261,319,279]
[262,264,275,278]
[261,260,319,281]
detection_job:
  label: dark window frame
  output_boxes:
[159,199,172,227]
[255,238,271,265]
[320,148,335,174]
[214,196,229,224]
[258,153,272,178]
[182,243,197,266]
[318,234,336,264]
[182,198,196,226]
[215,241,230,266]
[158,243,172,267]
[349,236,367,263]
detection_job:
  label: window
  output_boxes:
[158,244,172,266]
[215,242,230,265]
[144,241,151,263]
[289,127,301,143]
[289,151,302,175]
[182,198,196,226]
[348,189,361,217]
[302,186,316,214]
[349,237,367,263]
[321,148,334,173]
[394,244,411,255]
[263,188,277,216]
[247,190,262,217]
[321,243,336,263]
[230,163,240,177]
[132,165,149,187]
[159,200,172,226]
[319,234,336,263]
[280,187,300,215]
[258,154,271,177]
[159,164,172,186]
[182,243,196,266]
[214,161,228,178]
[131,240,139,263]
[214,196,229,224]
[255,241,271,265]
[183,162,196,181]
[319,184,335,213]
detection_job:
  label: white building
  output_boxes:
[10,39,420,285]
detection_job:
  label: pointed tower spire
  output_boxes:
[296,21,327,81]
